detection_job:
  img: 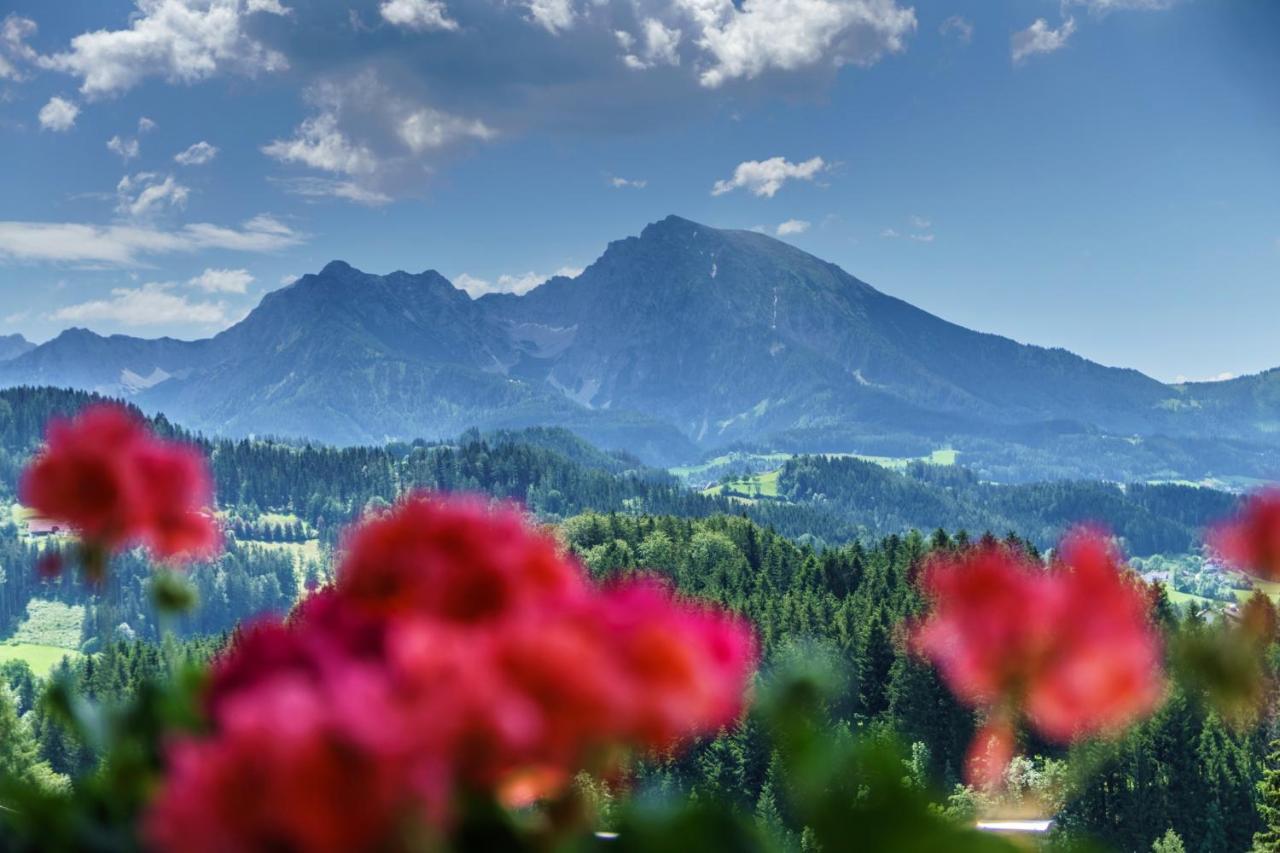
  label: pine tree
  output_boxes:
[1153,829,1186,853]
[1253,739,1280,852]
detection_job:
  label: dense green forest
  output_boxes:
[0,386,1271,850]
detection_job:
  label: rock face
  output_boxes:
[0,216,1276,473]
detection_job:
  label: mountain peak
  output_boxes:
[319,260,358,277]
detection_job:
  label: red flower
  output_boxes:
[595,578,758,749]
[1209,489,1280,580]
[914,529,1163,784]
[19,404,219,564]
[152,494,758,846]
[336,495,584,625]
[146,677,429,853]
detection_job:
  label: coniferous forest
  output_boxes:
[0,387,1274,851]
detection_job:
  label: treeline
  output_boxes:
[776,455,1238,556]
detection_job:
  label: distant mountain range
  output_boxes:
[2,215,1277,482]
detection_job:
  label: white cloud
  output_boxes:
[398,107,495,153]
[39,0,290,98]
[271,176,393,206]
[676,0,916,88]
[117,173,190,218]
[909,214,930,229]
[0,15,38,81]
[262,113,379,175]
[939,16,973,43]
[619,18,682,70]
[0,215,302,266]
[879,228,900,238]
[712,156,826,198]
[776,218,810,236]
[524,0,576,33]
[38,96,79,131]
[1011,17,1076,64]
[138,116,158,133]
[909,232,934,243]
[1174,371,1236,384]
[261,72,497,202]
[1067,0,1177,13]
[175,140,219,165]
[189,267,253,293]
[610,176,647,189]
[379,0,458,31]
[52,282,228,327]
[453,265,583,297]
[279,273,298,285]
[107,135,141,161]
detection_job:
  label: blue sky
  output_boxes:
[0,0,1276,383]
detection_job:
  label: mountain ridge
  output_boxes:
[0,215,1275,479]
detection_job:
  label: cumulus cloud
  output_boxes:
[107,135,141,161]
[38,96,79,131]
[138,116,158,133]
[0,15,38,81]
[398,107,495,153]
[939,15,973,44]
[51,282,228,327]
[263,113,379,175]
[775,219,810,236]
[617,18,682,69]
[175,141,219,165]
[675,0,916,88]
[610,176,647,188]
[0,215,302,266]
[262,72,496,201]
[1012,17,1076,64]
[453,265,583,297]
[39,0,290,98]
[524,0,576,34]
[711,156,826,198]
[189,267,254,293]
[116,173,191,218]
[380,0,458,31]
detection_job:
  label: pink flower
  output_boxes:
[336,495,584,625]
[151,494,758,847]
[1209,489,1280,580]
[914,529,1164,785]
[20,404,219,565]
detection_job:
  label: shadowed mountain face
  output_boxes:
[0,216,1276,475]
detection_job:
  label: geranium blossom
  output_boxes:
[148,494,757,849]
[1209,489,1280,580]
[913,529,1164,785]
[20,404,219,565]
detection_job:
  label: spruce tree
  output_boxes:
[1253,739,1280,852]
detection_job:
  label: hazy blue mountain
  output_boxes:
[0,335,34,363]
[0,216,1276,477]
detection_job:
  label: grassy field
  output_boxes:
[240,539,327,594]
[0,642,79,674]
[702,468,781,499]
[11,600,84,649]
[698,447,957,499]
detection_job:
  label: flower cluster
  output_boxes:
[913,529,1164,787]
[19,404,219,567]
[146,494,757,851]
[1210,489,1280,580]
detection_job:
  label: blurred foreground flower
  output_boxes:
[19,404,219,575]
[1209,489,1280,580]
[146,494,757,852]
[913,529,1164,787]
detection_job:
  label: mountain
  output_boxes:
[0,216,1276,479]
[0,334,34,363]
